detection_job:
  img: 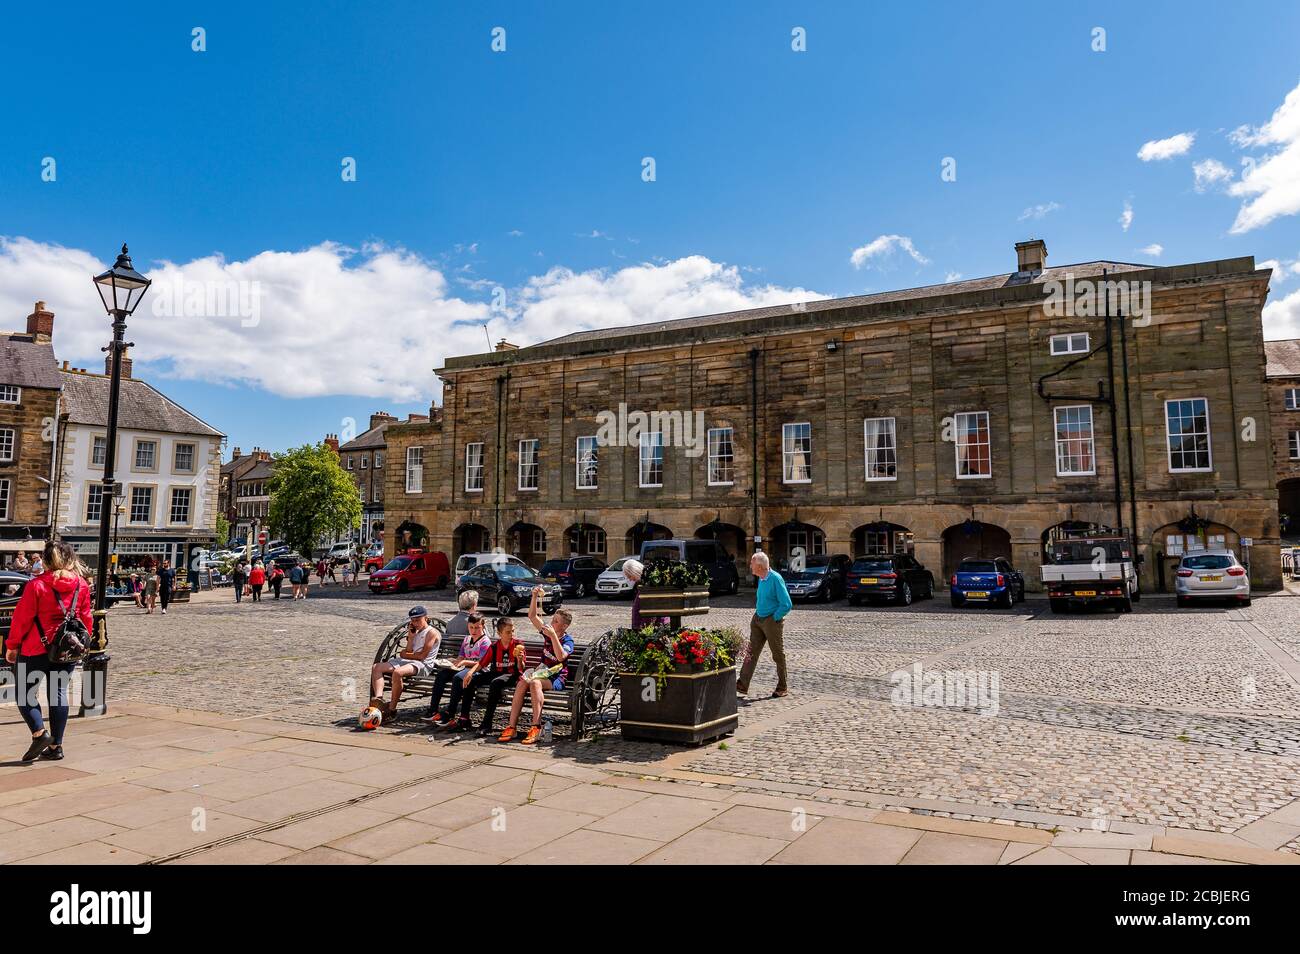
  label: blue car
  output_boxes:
[950,557,1025,608]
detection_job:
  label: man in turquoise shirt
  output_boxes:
[738,550,793,698]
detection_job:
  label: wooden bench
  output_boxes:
[374,619,621,740]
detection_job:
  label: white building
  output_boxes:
[52,359,224,577]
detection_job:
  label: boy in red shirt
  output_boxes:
[441,616,526,736]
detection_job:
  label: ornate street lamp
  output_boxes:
[86,245,151,716]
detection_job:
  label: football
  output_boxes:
[358,705,383,731]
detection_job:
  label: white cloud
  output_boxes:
[1017,202,1060,221]
[1261,255,1300,283]
[1227,79,1300,233]
[1264,286,1300,339]
[849,234,930,269]
[1139,244,1164,258]
[1137,132,1196,161]
[1192,158,1234,192]
[0,238,823,401]
[944,271,962,282]
[1119,201,1134,232]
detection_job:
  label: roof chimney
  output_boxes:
[369,411,397,431]
[494,339,519,352]
[406,413,429,423]
[324,434,339,454]
[104,346,133,379]
[232,447,242,460]
[26,301,54,342]
[1015,239,1047,274]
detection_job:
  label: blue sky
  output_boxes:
[3,1,1299,455]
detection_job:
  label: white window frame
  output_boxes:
[0,427,14,464]
[518,438,540,491]
[782,422,812,484]
[954,411,992,479]
[405,446,423,494]
[0,478,9,521]
[639,431,664,488]
[133,439,157,471]
[1053,405,1096,477]
[1049,332,1090,356]
[1164,398,1213,473]
[531,528,546,553]
[347,455,354,470]
[1287,388,1300,410]
[576,436,598,490]
[465,442,485,492]
[169,487,193,525]
[91,435,106,468]
[707,427,734,486]
[173,442,196,473]
[360,455,368,469]
[128,486,154,525]
[85,483,104,524]
[0,385,20,404]
[863,417,897,482]
[1291,430,1300,461]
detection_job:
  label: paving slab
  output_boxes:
[506,828,662,865]
[586,793,730,841]
[900,831,1009,865]
[638,827,789,865]
[437,803,598,860]
[258,805,398,850]
[769,817,922,865]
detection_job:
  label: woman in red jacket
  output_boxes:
[248,561,267,602]
[5,541,93,762]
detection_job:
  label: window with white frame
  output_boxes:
[405,446,423,493]
[0,385,19,404]
[1287,388,1300,410]
[134,440,157,470]
[0,427,13,463]
[347,455,354,470]
[174,442,195,473]
[375,451,383,469]
[360,455,368,469]
[639,431,664,488]
[373,485,381,503]
[787,528,826,557]
[169,487,192,524]
[1054,405,1096,476]
[85,484,104,523]
[531,528,546,553]
[782,423,811,483]
[129,486,153,524]
[576,436,598,489]
[707,427,734,485]
[0,478,9,520]
[465,443,485,492]
[1291,431,1300,460]
[954,411,991,478]
[518,439,539,491]
[585,529,606,553]
[863,417,897,481]
[1165,398,1212,472]
[1049,332,1090,356]
[92,435,106,467]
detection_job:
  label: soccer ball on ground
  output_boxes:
[358,705,383,731]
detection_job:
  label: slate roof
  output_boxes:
[59,370,223,437]
[0,335,61,389]
[339,423,389,452]
[239,459,275,481]
[1265,340,1300,377]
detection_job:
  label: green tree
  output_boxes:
[268,443,361,557]
[214,512,231,547]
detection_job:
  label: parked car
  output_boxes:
[327,541,358,563]
[845,554,935,606]
[1176,550,1251,607]
[595,557,636,598]
[456,562,563,616]
[639,539,740,595]
[363,544,386,573]
[367,549,451,594]
[538,556,607,598]
[950,557,1025,608]
[0,570,31,644]
[271,552,305,570]
[783,554,852,602]
[453,551,529,583]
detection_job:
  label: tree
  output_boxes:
[268,443,361,558]
[214,512,231,547]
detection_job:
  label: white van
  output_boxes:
[454,551,528,583]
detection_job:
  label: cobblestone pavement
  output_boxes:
[101,582,1300,841]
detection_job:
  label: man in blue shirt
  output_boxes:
[738,550,793,698]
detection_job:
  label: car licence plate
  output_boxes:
[545,576,557,582]
[1201,575,1222,582]
[859,577,878,584]
[1075,590,1096,597]
[966,591,988,599]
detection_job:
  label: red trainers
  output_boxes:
[520,726,543,745]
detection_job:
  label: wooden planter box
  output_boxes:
[619,665,738,745]
[171,589,191,603]
[637,586,709,619]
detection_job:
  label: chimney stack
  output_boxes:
[406,413,429,423]
[232,447,242,460]
[104,346,133,379]
[369,411,397,431]
[26,301,54,342]
[324,434,339,454]
[1015,239,1047,274]
[494,339,519,352]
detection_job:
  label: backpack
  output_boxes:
[33,581,91,664]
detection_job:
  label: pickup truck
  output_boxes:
[1042,534,1140,613]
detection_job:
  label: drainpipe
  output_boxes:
[1103,309,1124,531]
[749,348,761,555]
[494,372,508,547]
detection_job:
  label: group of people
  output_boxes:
[230,554,364,602]
[370,585,574,745]
[5,551,45,575]
[108,560,177,614]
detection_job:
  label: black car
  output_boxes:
[845,554,935,606]
[456,562,563,617]
[639,539,740,595]
[0,570,31,645]
[783,554,852,602]
[538,556,607,598]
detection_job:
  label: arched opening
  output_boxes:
[506,521,547,570]
[696,520,746,576]
[1279,479,1300,541]
[625,519,672,557]
[1150,516,1241,593]
[1040,520,1106,565]
[851,522,914,558]
[452,523,491,558]
[564,522,607,558]
[769,520,825,569]
[942,520,1012,582]
[393,520,429,552]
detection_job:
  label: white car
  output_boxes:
[328,541,358,562]
[454,551,529,583]
[595,557,635,598]
[1175,550,1251,607]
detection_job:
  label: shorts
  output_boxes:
[385,656,433,678]
[550,673,566,691]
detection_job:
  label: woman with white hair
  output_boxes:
[624,559,669,630]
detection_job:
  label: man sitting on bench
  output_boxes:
[499,587,574,744]
[423,611,492,725]
[439,616,525,736]
[369,606,440,723]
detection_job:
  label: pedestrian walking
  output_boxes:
[5,540,92,762]
[341,559,354,587]
[316,558,328,588]
[249,561,266,601]
[232,559,248,604]
[158,560,175,615]
[270,563,285,599]
[736,551,792,698]
[142,567,159,614]
[300,561,312,598]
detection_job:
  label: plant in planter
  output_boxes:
[638,559,711,621]
[612,624,742,745]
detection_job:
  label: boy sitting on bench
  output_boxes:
[423,612,492,725]
[369,606,440,723]
[498,587,575,744]
[439,616,526,735]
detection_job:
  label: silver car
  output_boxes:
[1175,550,1251,607]
[595,557,635,598]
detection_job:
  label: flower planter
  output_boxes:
[618,665,738,745]
[637,586,709,620]
[171,589,191,603]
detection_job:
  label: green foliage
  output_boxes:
[268,443,362,558]
[214,513,230,546]
[641,558,710,588]
[611,624,743,689]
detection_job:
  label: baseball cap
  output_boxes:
[408,605,428,619]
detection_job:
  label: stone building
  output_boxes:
[338,411,429,546]
[1264,339,1300,530]
[384,241,1280,591]
[0,303,62,547]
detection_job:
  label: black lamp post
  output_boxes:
[86,245,151,716]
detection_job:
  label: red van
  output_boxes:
[367,549,451,594]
